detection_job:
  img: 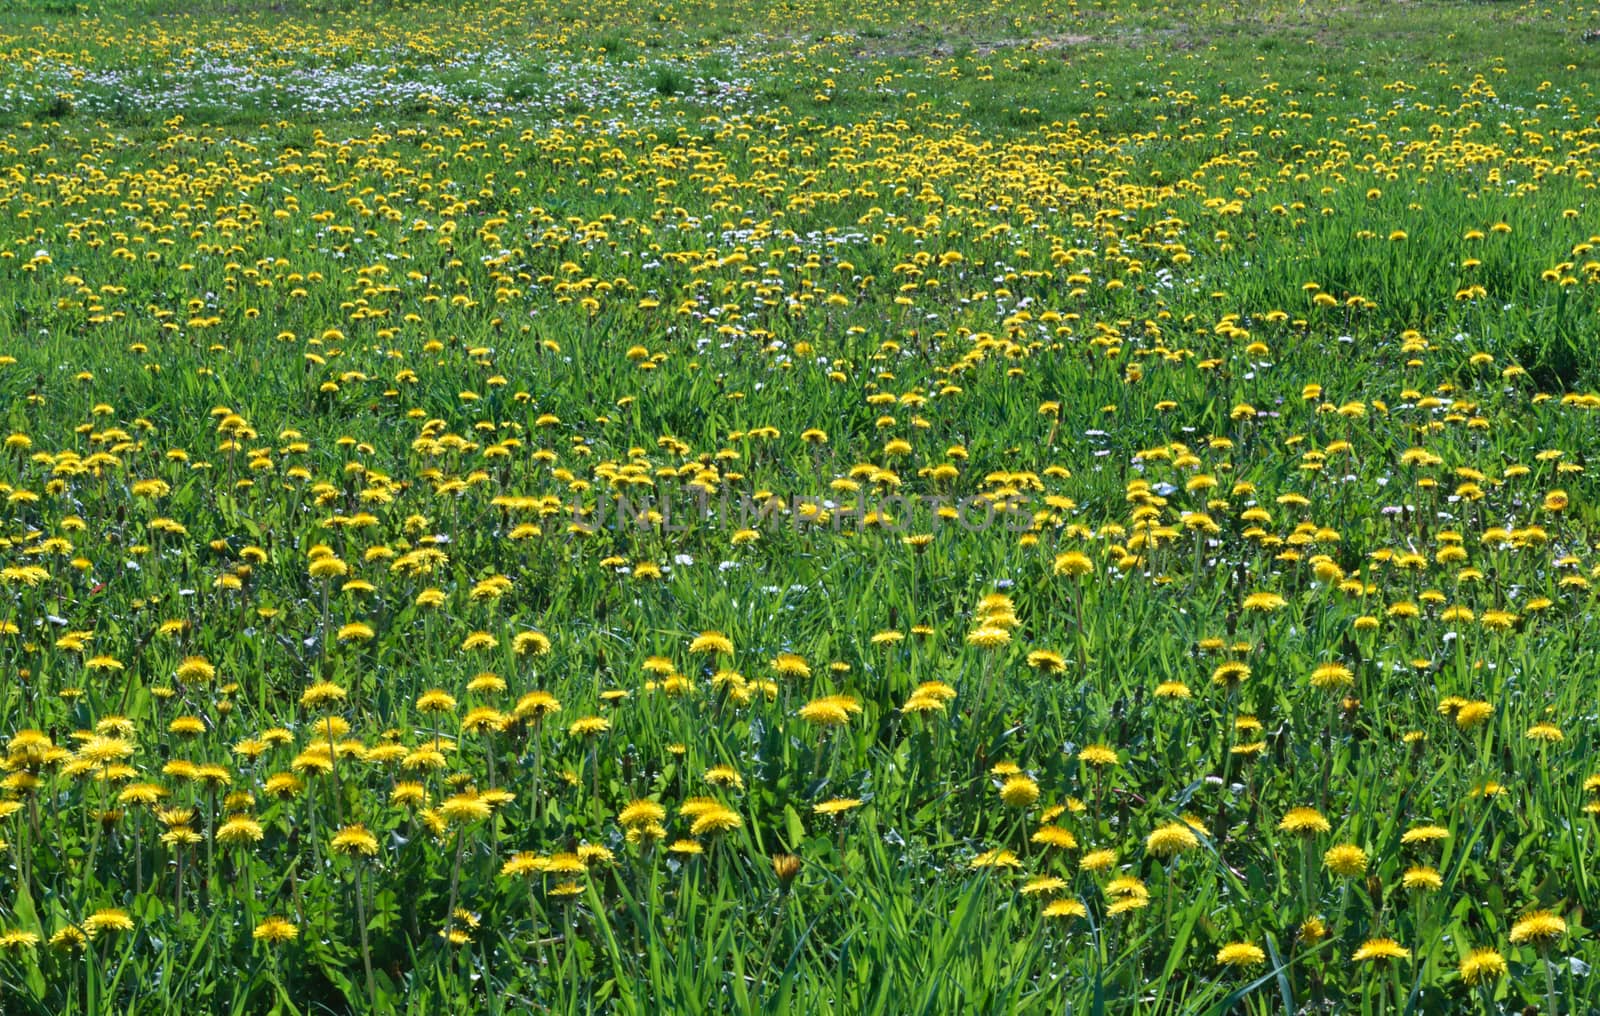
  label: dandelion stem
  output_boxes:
[1300,839,1314,919]
[757,893,788,999]
[444,829,467,945]
[527,881,544,972]
[975,653,996,727]
[319,579,331,668]
[1475,981,1492,1016]
[531,727,544,830]
[354,860,378,1012]
[328,724,344,826]
[1212,693,1238,844]
[204,787,216,912]
[591,742,601,824]
[134,809,143,897]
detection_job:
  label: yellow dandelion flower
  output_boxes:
[1323,843,1368,876]
[252,916,299,944]
[1509,910,1566,947]
[1459,947,1506,985]
[1352,938,1410,963]
[1216,942,1266,969]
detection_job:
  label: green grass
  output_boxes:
[0,0,1597,1012]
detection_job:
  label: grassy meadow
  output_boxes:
[1,0,1600,1011]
